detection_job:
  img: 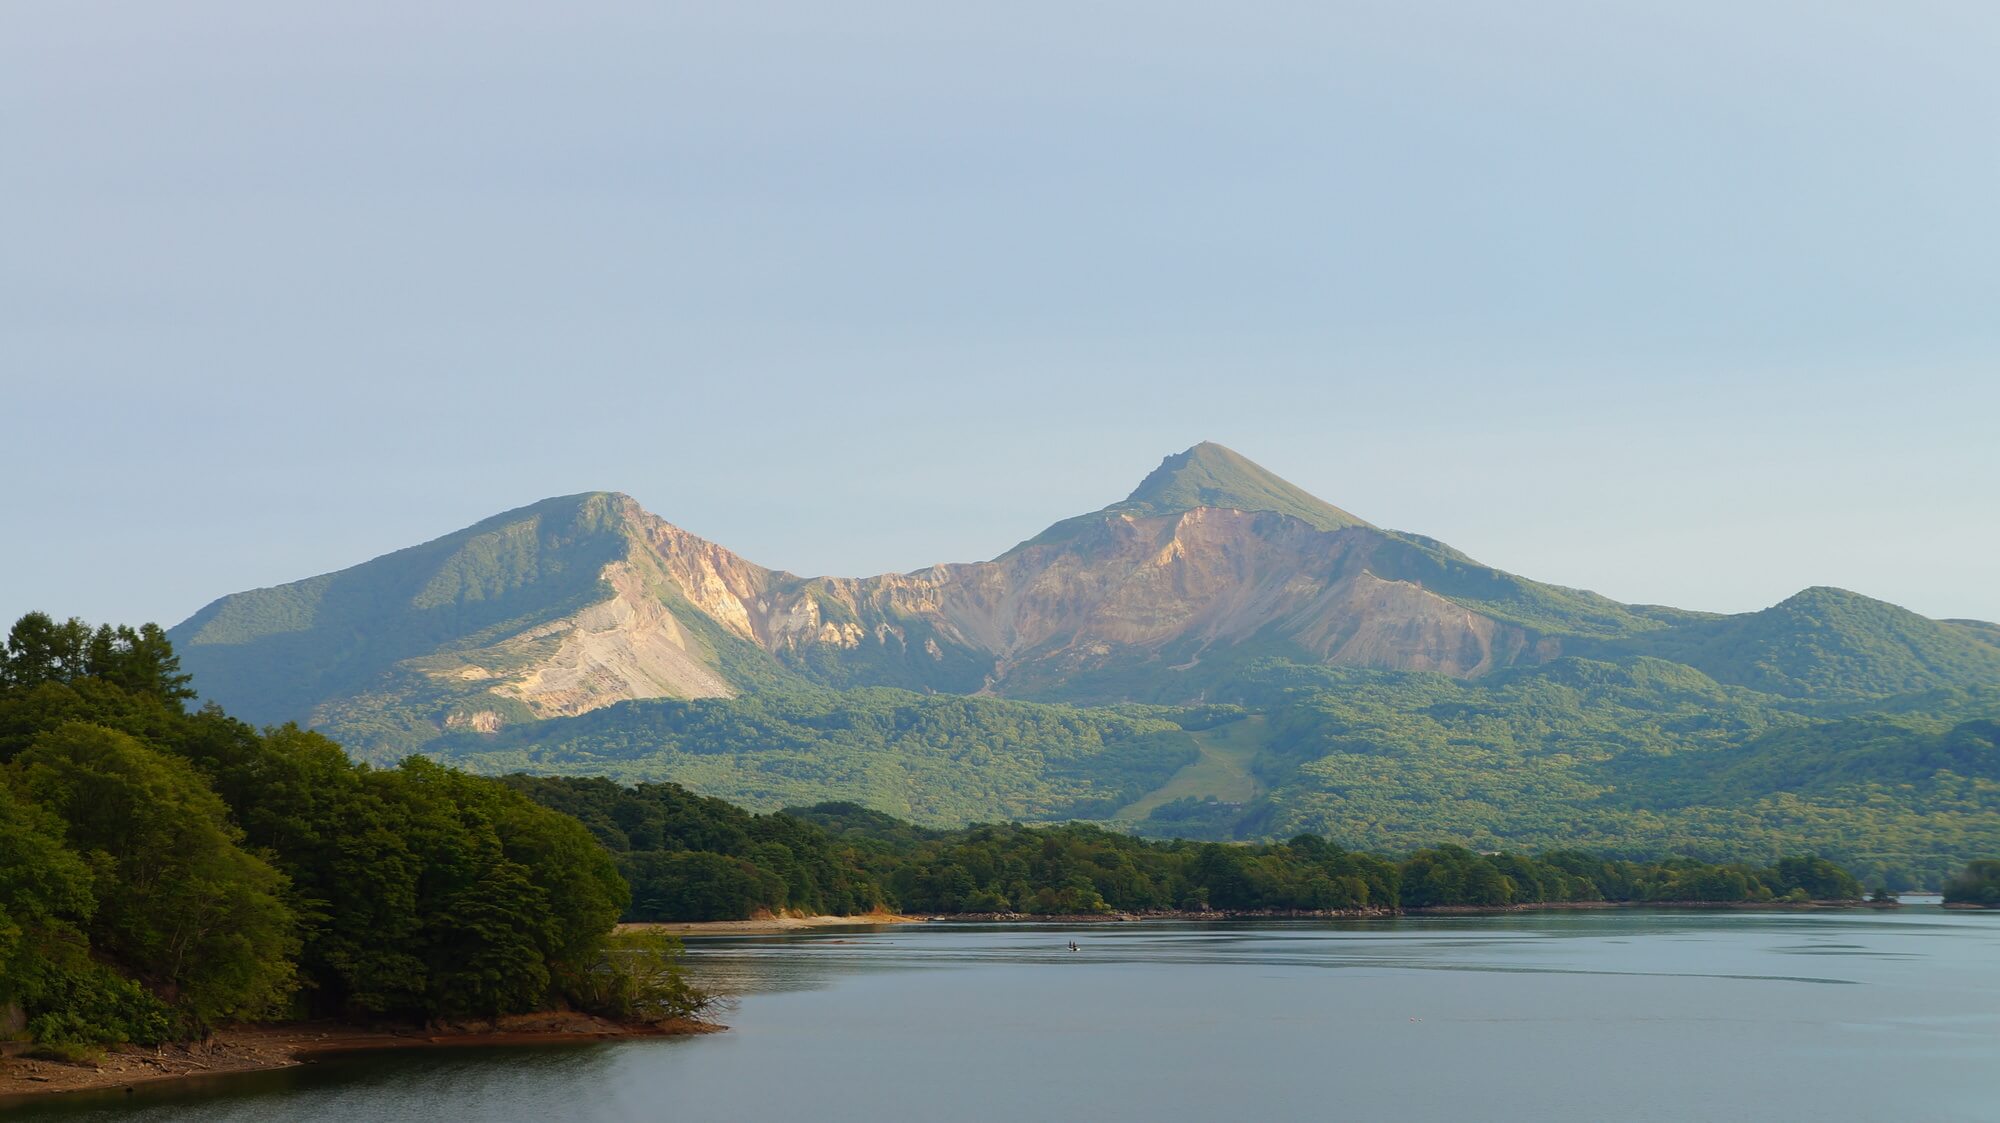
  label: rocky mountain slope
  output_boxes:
[171,443,2000,758]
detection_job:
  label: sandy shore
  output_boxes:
[0,1012,718,1102]
[620,910,923,936]
[596,899,1901,939]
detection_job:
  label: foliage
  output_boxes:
[1,613,192,704]
[20,962,175,1048]
[569,930,714,1024]
[1943,860,2000,907]
[501,776,881,921]
[387,630,2000,892]
[1126,659,2000,890]
[13,723,297,1029]
[431,689,1197,825]
[1592,587,2000,699]
[510,779,1867,921]
[0,782,96,1001]
[0,613,649,1050]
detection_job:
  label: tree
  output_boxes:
[1944,860,2000,907]
[1771,855,1863,901]
[0,613,89,689]
[88,624,195,705]
[1,615,193,705]
[10,723,298,1029]
[0,782,97,1003]
[389,758,627,1019]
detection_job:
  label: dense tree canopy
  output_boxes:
[511,777,1868,919]
[0,614,637,1052]
[1943,860,2000,907]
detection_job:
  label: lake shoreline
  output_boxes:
[0,899,1905,1100]
[912,899,1889,923]
[0,1013,720,1103]
[644,899,1897,935]
[619,910,923,936]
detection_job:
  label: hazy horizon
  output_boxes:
[7,2,1998,628]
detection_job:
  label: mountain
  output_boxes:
[170,493,785,732]
[172,444,2000,744]
[175,443,1728,749]
[165,444,2000,883]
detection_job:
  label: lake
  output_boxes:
[15,907,2000,1122]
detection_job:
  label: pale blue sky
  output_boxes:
[5,1,1998,628]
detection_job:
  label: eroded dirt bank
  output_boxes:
[0,1012,718,1102]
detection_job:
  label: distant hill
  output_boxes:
[166,443,2000,884]
[1588,586,2000,699]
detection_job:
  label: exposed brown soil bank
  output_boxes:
[620,909,921,936]
[0,1012,717,1102]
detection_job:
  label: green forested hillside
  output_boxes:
[503,775,1871,919]
[1591,586,2000,699]
[498,776,888,921]
[427,689,1199,823]
[416,656,2000,888]
[1129,661,2000,887]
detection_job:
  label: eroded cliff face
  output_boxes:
[391,493,1546,726]
[409,554,737,721]
[916,507,1532,684]
[609,501,1541,697]
[484,562,736,716]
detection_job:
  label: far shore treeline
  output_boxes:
[0,615,1987,1060]
[508,776,1867,920]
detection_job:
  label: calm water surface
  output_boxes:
[16,908,2000,1122]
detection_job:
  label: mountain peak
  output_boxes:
[1115,443,1372,531]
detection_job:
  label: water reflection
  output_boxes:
[12,909,2000,1123]
[685,909,1984,997]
